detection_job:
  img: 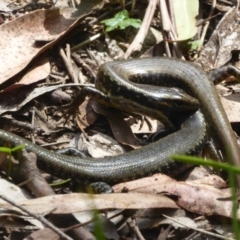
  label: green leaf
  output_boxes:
[92,211,105,240]
[11,145,25,152]
[0,145,25,179]
[0,145,25,154]
[0,147,12,154]
[118,19,141,29]
[172,154,240,174]
[101,9,141,32]
[113,9,129,21]
[172,0,199,40]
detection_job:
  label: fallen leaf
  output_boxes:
[76,98,99,129]
[0,0,11,12]
[0,8,77,82]
[113,173,174,193]
[0,193,179,215]
[18,56,50,85]
[0,179,43,228]
[159,216,198,229]
[0,83,90,115]
[0,1,103,84]
[25,228,60,240]
[86,133,126,158]
[92,102,142,147]
[113,174,237,219]
[220,93,240,123]
[196,7,240,71]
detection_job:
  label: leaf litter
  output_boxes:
[0,0,239,239]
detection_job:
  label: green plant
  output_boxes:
[101,10,141,32]
[0,145,25,177]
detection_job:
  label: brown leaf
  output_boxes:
[113,173,174,193]
[172,183,234,218]
[0,3,104,83]
[18,56,50,85]
[92,102,142,148]
[220,93,240,122]
[0,8,77,82]
[25,228,60,240]
[0,193,179,215]
[85,133,126,158]
[0,83,82,115]
[196,7,240,71]
[113,174,238,219]
[76,98,99,129]
[180,167,227,189]
[186,174,227,189]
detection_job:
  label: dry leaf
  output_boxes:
[0,83,83,115]
[113,173,174,193]
[0,0,11,12]
[0,179,43,228]
[76,98,99,129]
[196,7,240,71]
[19,56,50,85]
[159,216,198,229]
[0,8,78,82]
[86,133,125,158]
[92,102,142,147]
[220,93,240,122]
[186,175,226,189]
[0,193,179,215]
[0,1,103,84]
[113,174,237,219]
[24,228,60,240]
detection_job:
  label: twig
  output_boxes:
[198,0,216,57]
[66,44,71,60]
[159,0,183,58]
[124,0,158,59]
[60,47,78,83]
[160,0,172,57]
[72,52,97,79]
[0,117,41,133]
[0,194,73,240]
[71,33,103,52]
[162,214,234,240]
[126,218,145,240]
[3,150,96,239]
[133,219,145,240]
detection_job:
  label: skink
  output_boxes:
[96,58,240,172]
[0,110,206,183]
[0,57,237,183]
